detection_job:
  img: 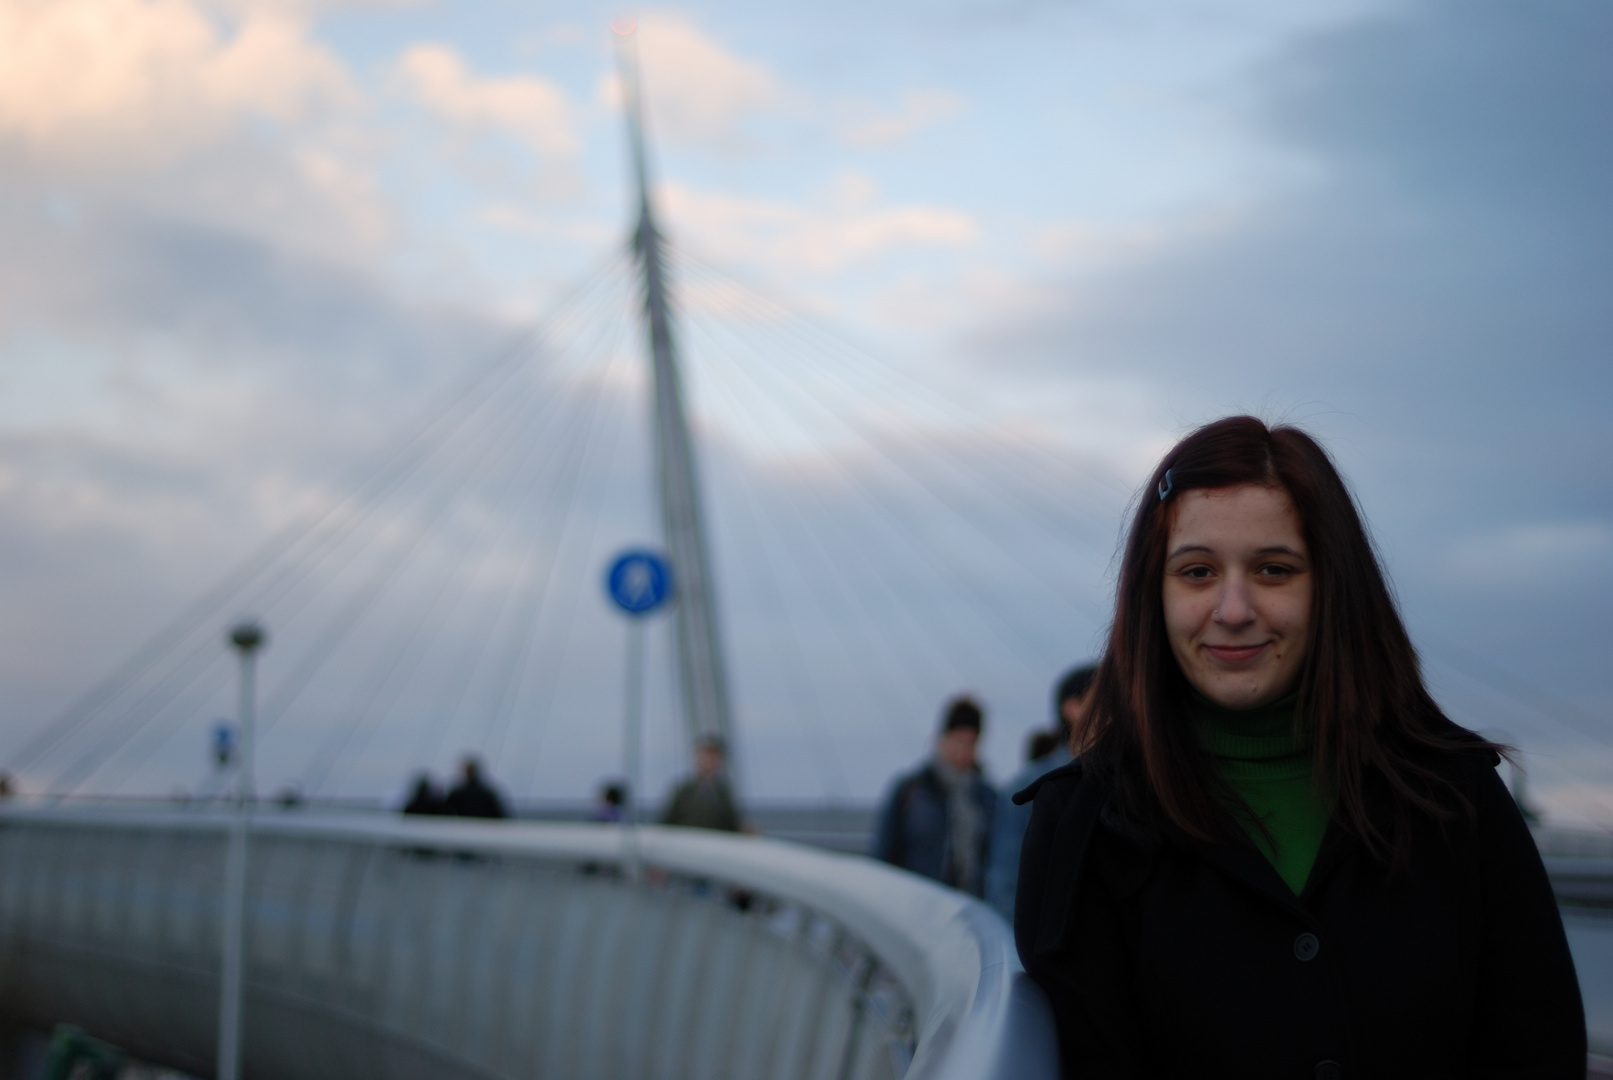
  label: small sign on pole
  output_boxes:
[606,549,672,617]
[605,549,672,883]
[212,721,236,769]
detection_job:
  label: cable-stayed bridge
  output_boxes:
[2,23,1612,1080]
[0,32,1072,1079]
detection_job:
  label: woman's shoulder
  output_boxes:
[1403,722,1507,800]
[1013,755,1161,959]
[1011,757,1087,808]
[1432,722,1504,769]
[1014,758,1103,956]
[1381,725,1534,859]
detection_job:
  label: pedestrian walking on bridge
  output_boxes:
[443,757,507,819]
[662,734,744,832]
[871,695,996,898]
[402,772,444,815]
[985,664,1094,920]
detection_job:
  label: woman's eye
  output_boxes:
[1258,564,1295,579]
[1179,565,1213,581]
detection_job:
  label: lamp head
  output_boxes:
[229,622,266,654]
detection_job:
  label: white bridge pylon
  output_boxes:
[617,22,736,767]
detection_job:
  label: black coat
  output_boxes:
[1014,752,1585,1079]
[443,776,507,819]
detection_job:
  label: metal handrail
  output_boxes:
[0,805,1059,1080]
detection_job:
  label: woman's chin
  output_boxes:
[1193,675,1285,710]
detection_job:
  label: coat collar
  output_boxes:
[1024,758,1382,925]
[1176,830,1318,921]
[1012,758,1081,805]
[1175,803,1372,919]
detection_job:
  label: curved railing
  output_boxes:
[0,806,1059,1080]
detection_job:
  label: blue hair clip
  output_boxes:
[1157,469,1174,501]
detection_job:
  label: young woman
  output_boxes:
[1015,417,1584,1078]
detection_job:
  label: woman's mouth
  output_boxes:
[1205,643,1267,665]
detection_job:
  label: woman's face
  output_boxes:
[1162,483,1312,709]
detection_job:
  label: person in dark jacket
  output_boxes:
[1015,417,1584,1079]
[402,772,445,815]
[442,757,508,819]
[985,664,1095,920]
[662,735,744,832]
[871,695,997,897]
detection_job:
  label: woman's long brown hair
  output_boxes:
[1078,416,1502,861]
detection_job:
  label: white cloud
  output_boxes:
[823,170,879,211]
[838,90,966,148]
[476,202,617,246]
[602,13,781,148]
[660,180,978,273]
[1029,219,1168,264]
[294,146,389,247]
[867,265,1065,336]
[393,43,577,157]
[0,0,356,167]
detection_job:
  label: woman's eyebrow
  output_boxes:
[1165,543,1212,559]
[1255,544,1307,557]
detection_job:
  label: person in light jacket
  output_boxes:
[1016,416,1584,1078]
[985,664,1094,920]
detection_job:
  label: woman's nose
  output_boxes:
[1214,576,1255,626]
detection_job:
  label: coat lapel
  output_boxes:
[1180,833,1318,923]
[1035,766,1107,955]
[1298,818,1360,899]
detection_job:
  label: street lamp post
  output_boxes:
[217,620,265,1080]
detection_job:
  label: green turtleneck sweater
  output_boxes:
[1194,693,1333,895]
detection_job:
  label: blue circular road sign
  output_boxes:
[212,721,236,767]
[606,550,673,616]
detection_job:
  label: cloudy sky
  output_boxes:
[1,0,1609,823]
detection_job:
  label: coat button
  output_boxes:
[1293,932,1320,961]
[1315,1061,1342,1080]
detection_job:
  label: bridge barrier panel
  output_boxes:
[0,807,1059,1080]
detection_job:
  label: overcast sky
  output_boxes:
[2,0,1609,823]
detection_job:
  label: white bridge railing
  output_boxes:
[0,807,1059,1080]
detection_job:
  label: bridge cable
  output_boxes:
[17,252,631,792]
[404,298,636,787]
[680,313,974,760]
[672,247,1132,545]
[291,348,594,796]
[675,278,1092,677]
[436,291,638,774]
[311,277,637,795]
[682,327,865,796]
[476,290,642,774]
[55,324,560,795]
[294,336,618,797]
[671,251,1118,618]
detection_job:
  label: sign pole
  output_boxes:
[218,621,264,1080]
[604,549,673,884]
[622,616,646,882]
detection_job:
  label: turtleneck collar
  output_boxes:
[1192,691,1310,773]
[1190,690,1333,896]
